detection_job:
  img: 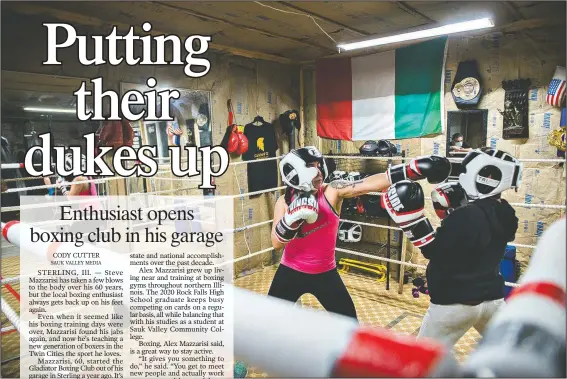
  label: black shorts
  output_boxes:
[267,263,358,321]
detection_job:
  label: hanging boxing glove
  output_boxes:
[235,130,249,155]
[227,125,240,154]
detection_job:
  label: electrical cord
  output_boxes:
[253,1,337,44]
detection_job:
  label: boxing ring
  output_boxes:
[1,153,565,377]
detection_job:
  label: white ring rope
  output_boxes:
[323,154,566,163]
[1,196,110,213]
[2,153,555,290]
[4,177,121,193]
[4,152,565,211]
[341,218,402,231]
[2,211,531,288]
[1,325,16,333]
[3,153,562,174]
[1,297,21,333]
[129,186,200,196]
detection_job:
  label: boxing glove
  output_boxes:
[227,126,240,153]
[274,193,319,243]
[235,132,249,155]
[381,181,436,248]
[431,181,468,219]
[56,176,69,196]
[387,155,451,185]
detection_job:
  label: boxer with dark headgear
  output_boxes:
[378,147,521,349]
[270,147,451,320]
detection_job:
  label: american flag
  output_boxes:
[546,66,566,108]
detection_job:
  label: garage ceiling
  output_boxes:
[2,1,566,64]
[1,71,91,114]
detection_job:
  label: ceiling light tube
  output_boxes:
[23,107,77,114]
[337,17,494,51]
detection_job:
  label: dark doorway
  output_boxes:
[446,110,488,180]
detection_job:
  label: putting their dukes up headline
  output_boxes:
[24,22,227,187]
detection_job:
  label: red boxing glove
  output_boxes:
[227,126,240,153]
[236,131,249,155]
[431,181,468,219]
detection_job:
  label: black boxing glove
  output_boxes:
[431,181,468,219]
[387,155,451,184]
[380,181,436,248]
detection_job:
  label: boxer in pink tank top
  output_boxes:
[280,185,339,274]
[269,146,392,321]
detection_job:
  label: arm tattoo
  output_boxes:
[330,179,363,189]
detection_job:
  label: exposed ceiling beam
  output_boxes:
[5,3,298,66]
[153,2,335,53]
[275,2,371,37]
[395,2,436,24]
[498,16,563,33]
[503,1,526,21]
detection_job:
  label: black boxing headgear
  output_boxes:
[360,140,380,156]
[377,140,397,156]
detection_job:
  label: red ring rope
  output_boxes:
[0,275,20,302]
[507,281,566,307]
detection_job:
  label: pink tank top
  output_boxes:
[281,185,340,274]
[79,178,102,211]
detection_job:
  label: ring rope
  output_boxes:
[0,240,523,288]
[367,191,566,210]
[1,196,110,213]
[1,297,21,333]
[1,175,58,183]
[226,215,537,249]
[323,154,566,163]
[0,275,20,302]
[3,211,531,284]
[4,177,121,193]
[129,186,200,196]
[1,325,16,334]
[335,246,521,287]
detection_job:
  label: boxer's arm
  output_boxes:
[68,176,88,196]
[327,173,390,199]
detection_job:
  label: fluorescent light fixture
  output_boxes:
[23,107,76,114]
[337,18,494,51]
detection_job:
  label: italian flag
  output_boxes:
[316,37,448,141]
